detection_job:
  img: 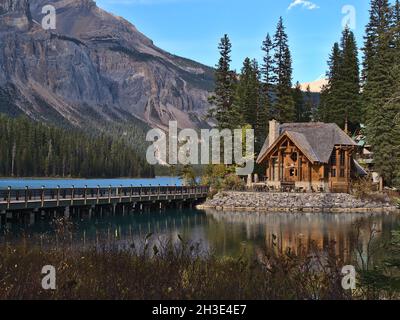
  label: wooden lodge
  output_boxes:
[256,120,367,193]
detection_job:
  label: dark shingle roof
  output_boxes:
[256,122,357,164]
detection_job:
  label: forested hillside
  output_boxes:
[0,115,155,178]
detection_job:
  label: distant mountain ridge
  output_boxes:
[0,0,215,130]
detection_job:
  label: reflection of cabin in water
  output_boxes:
[256,120,367,193]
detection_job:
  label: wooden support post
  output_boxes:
[64,206,70,219]
[97,186,100,204]
[7,187,11,210]
[56,186,60,207]
[25,187,28,209]
[84,185,88,205]
[71,186,75,206]
[130,185,133,203]
[112,203,117,215]
[0,210,5,225]
[89,206,94,218]
[40,186,45,208]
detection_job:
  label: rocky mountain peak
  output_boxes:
[0,0,214,130]
[0,0,32,31]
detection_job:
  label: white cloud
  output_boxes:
[288,0,319,11]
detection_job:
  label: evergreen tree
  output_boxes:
[318,42,342,123]
[237,57,260,128]
[362,0,400,186]
[0,115,155,178]
[304,85,314,122]
[338,26,361,130]
[292,81,305,122]
[362,0,392,83]
[272,17,295,122]
[318,27,361,130]
[209,34,242,130]
[261,33,274,120]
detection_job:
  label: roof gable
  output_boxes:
[257,122,357,164]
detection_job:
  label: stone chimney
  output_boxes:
[268,119,279,147]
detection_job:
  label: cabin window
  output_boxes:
[331,151,337,166]
[340,150,345,166]
[290,168,297,177]
[272,158,278,181]
[331,168,336,177]
[290,152,298,162]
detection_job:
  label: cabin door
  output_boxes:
[284,152,299,182]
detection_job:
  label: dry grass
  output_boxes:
[0,238,355,300]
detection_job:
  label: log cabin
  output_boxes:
[256,120,367,193]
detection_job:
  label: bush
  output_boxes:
[221,173,245,191]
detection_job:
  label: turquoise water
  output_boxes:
[0,177,181,190]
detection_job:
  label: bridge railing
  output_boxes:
[0,185,209,204]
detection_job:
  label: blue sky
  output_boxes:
[96,0,372,83]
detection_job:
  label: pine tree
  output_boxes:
[261,33,274,120]
[318,42,342,123]
[338,26,361,130]
[362,0,392,83]
[209,34,242,130]
[317,27,361,130]
[272,17,295,122]
[362,0,399,186]
[304,85,314,122]
[292,81,304,122]
[237,57,260,127]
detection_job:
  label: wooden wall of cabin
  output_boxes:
[265,136,314,183]
[328,146,354,193]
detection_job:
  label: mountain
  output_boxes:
[300,78,328,93]
[0,0,214,130]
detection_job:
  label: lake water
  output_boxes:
[2,207,400,261]
[0,177,181,189]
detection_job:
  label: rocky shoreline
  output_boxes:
[197,192,400,213]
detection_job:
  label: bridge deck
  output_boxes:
[0,186,209,212]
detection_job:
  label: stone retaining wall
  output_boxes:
[197,192,400,213]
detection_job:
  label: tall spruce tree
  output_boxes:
[362,0,400,186]
[362,0,392,83]
[261,33,274,121]
[338,26,361,130]
[318,42,342,123]
[272,17,295,122]
[292,81,305,122]
[318,27,361,130]
[209,34,242,130]
[237,57,260,128]
[304,85,314,122]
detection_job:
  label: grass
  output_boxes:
[0,240,351,300]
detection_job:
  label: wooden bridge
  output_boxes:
[0,185,209,224]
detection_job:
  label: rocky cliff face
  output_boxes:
[0,0,214,130]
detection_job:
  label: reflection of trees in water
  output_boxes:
[205,210,399,261]
[1,210,213,254]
